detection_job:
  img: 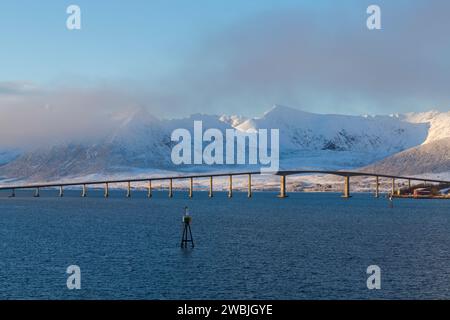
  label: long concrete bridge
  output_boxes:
[1,170,449,199]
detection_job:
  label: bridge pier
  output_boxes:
[5,171,450,202]
[126,181,131,198]
[189,177,193,198]
[342,176,351,198]
[147,180,152,198]
[375,176,379,198]
[278,175,287,198]
[209,176,213,198]
[104,183,109,198]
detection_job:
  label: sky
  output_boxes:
[0,0,450,147]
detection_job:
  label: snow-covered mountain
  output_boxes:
[361,110,450,177]
[0,109,239,182]
[219,114,248,127]
[0,149,21,166]
[401,110,450,144]
[237,105,428,159]
[363,137,450,176]
[0,105,448,183]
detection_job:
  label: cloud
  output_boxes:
[0,81,38,95]
[152,0,450,115]
[0,84,147,149]
[2,0,450,149]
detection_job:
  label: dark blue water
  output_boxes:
[0,189,450,299]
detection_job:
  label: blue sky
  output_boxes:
[0,0,449,124]
[0,0,304,83]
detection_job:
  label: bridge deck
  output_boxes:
[0,170,449,191]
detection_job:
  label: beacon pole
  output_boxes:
[181,206,194,248]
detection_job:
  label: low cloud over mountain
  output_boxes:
[0,105,448,183]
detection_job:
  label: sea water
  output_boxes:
[0,190,449,299]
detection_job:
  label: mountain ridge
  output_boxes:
[0,105,448,183]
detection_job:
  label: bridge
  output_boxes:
[1,170,449,199]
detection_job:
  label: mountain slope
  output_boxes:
[0,110,173,181]
[0,111,238,182]
[0,149,20,166]
[362,137,450,176]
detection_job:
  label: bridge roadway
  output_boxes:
[0,170,449,198]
